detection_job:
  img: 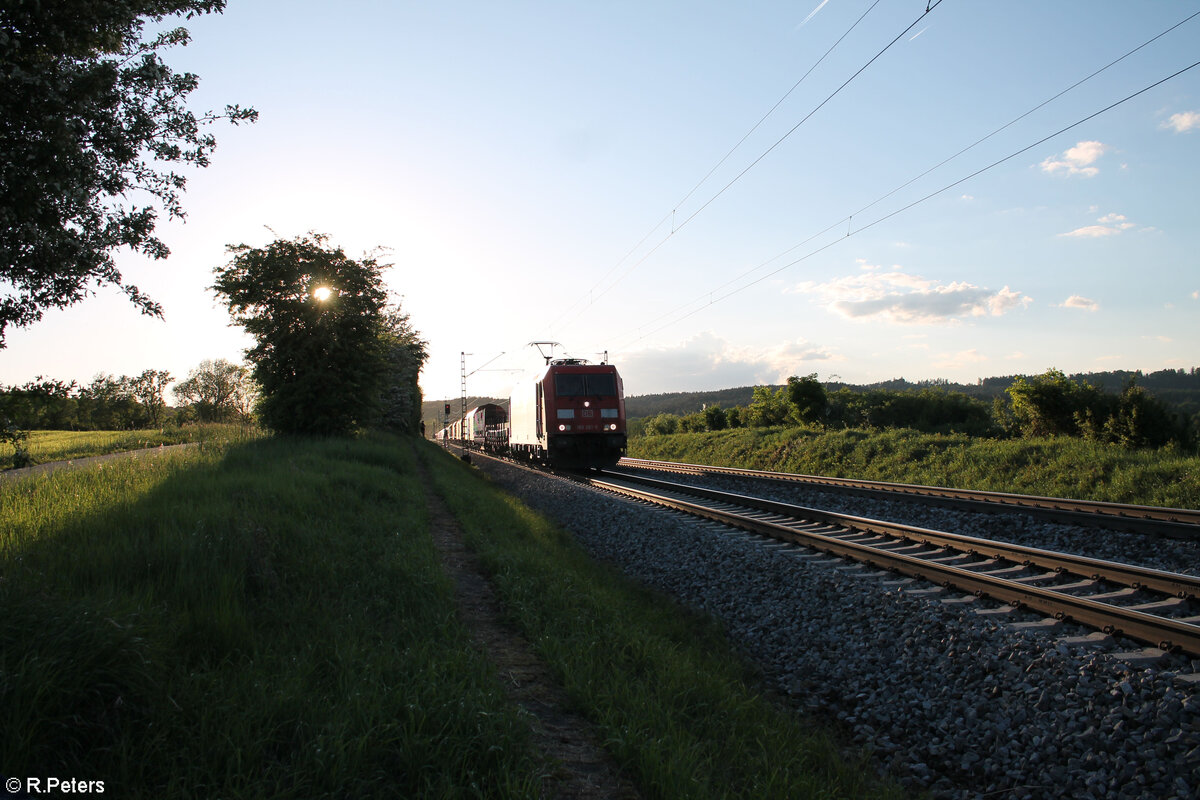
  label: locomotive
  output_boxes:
[436,358,627,470]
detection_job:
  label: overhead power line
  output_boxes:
[545,0,928,335]
[611,55,1200,351]
[609,9,1200,349]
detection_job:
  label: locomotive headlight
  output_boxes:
[558,424,568,431]
[583,401,590,408]
[609,423,618,431]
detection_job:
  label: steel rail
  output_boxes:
[587,474,1200,657]
[599,471,1200,599]
[618,457,1200,538]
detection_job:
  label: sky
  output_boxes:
[3,0,1198,405]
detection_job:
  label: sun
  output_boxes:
[313,286,333,301]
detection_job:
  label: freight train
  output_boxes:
[436,358,626,469]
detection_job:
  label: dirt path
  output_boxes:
[416,465,642,799]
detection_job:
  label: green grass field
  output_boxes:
[629,426,1200,508]
[1,424,254,469]
[1,433,903,798]
[1,435,542,797]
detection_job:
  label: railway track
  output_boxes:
[587,469,1200,657]
[618,457,1200,539]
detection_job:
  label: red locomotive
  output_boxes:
[437,357,627,470]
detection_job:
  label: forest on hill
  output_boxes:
[624,368,1200,419]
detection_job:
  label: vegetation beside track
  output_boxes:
[2,432,905,798]
[0,423,255,470]
[627,426,1200,509]
[419,443,904,800]
[1,434,542,797]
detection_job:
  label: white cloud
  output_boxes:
[1059,295,1099,311]
[1060,225,1120,238]
[1059,211,1138,238]
[620,332,838,393]
[1040,140,1108,176]
[1192,290,1199,300]
[792,269,1030,324]
[1162,111,1200,133]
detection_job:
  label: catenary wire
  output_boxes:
[609,57,1200,351]
[606,10,1200,349]
[545,0,925,335]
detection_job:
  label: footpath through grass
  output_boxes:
[1,434,542,798]
[1,424,253,469]
[419,443,904,800]
[3,432,906,798]
[629,426,1200,509]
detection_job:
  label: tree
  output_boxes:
[0,1,256,345]
[786,374,827,425]
[377,306,428,434]
[129,369,173,427]
[746,386,790,427]
[212,234,391,435]
[174,359,253,422]
[1006,369,1100,438]
[704,404,727,431]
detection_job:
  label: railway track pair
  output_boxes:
[619,457,1200,540]
[583,465,1200,659]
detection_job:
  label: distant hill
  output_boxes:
[623,368,1200,419]
[420,369,1200,425]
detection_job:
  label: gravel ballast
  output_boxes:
[473,457,1200,800]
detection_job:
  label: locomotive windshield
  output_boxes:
[554,372,617,397]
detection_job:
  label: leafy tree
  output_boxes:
[786,374,827,425]
[212,234,391,436]
[174,359,253,422]
[377,306,428,434]
[0,0,256,345]
[129,369,173,427]
[747,386,790,427]
[1100,382,1185,449]
[0,378,80,430]
[1006,369,1101,438]
[704,404,727,431]
[643,413,680,436]
[77,374,140,429]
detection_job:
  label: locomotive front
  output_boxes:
[509,360,626,469]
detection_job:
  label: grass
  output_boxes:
[629,426,1200,508]
[3,430,911,798]
[418,442,905,800]
[1,434,543,798]
[0,424,255,469]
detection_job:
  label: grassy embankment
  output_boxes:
[1,424,252,469]
[2,432,904,799]
[1,433,542,797]
[628,426,1200,508]
[420,444,903,799]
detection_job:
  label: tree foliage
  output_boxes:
[786,374,827,425]
[212,234,393,436]
[174,358,254,422]
[0,370,174,430]
[1003,369,1186,448]
[0,0,256,344]
[377,307,428,434]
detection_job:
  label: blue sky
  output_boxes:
[2,1,1198,402]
